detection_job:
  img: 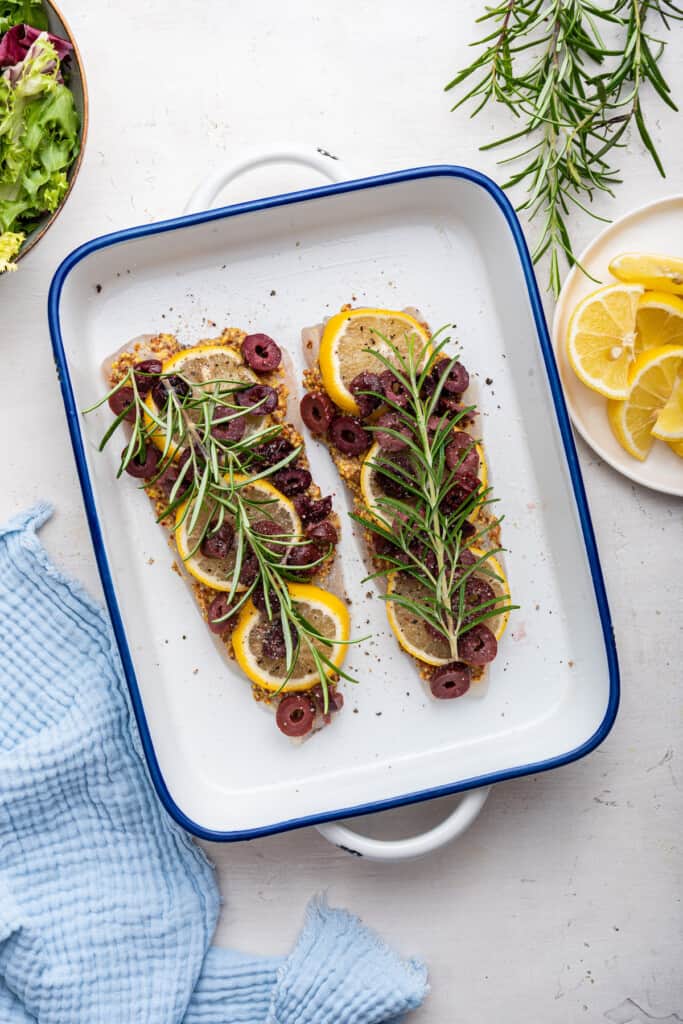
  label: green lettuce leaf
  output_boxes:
[0,1,48,34]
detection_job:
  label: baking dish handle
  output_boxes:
[184,144,350,213]
[315,786,491,861]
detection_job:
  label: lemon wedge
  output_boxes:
[607,345,683,460]
[385,550,510,667]
[145,344,258,455]
[651,372,683,441]
[610,252,683,296]
[636,292,683,350]
[567,284,643,399]
[319,308,431,414]
[232,583,350,692]
[175,476,300,591]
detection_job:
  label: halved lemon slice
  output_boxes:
[175,476,300,591]
[232,583,350,692]
[610,252,683,296]
[145,344,258,455]
[360,439,487,524]
[668,440,683,458]
[567,284,643,399]
[319,308,432,414]
[607,345,683,460]
[385,550,510,667]
[651,372,683,441]
[636,292,683,350]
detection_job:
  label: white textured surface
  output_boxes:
[1,1,681,1020]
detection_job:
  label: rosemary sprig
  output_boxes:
[446,0,683,294]
[351,327,517,660]
[84,357,360,707]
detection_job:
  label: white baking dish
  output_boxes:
[48,149,619,858]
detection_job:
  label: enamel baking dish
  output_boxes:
[48,148,619,860]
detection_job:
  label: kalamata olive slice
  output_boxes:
[375,411,410,451]
[286,542,320,574]
[207,593,235,635]
[420,373,437,401]
[409,539,437,574]
[253,437,295,468]
[430,662,471,699]
[377,452,412,498]
[458,623,497,665]
[157,463,180,493]
[457,549,477,570]
[237,384,278,414]
[175,448,206,489]
[442,473,480,513]
[328,416,371,456]
[380,369,410,409]
[133,358,163,394]
[438,393,464,414]
[350,371,383,417]
[276,694,315,737]
[461,520,476,541]
[427,413,454,435]
[373,534,400,558]
[253,583,281,617]
[433,358,470,395]
[446,432,480,476]
[300,392,335,434]
[238,554,259,586]
[272,467,312,496]
[200,521,234,560]
[241,333,282,373]
[123,445,160,479]
[305,520,338,548]
[151,375,191,408]
[309,683,344,721]
[464,576,496,609]
[292,494,333,523]
[212,408,246,443]
[252,519,286,557]
[108,387,136,422]
[262,621,291,660]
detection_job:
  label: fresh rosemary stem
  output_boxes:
[446,0,682,294]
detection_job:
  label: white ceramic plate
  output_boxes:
[48,164,618,842]
[552,195,683,498]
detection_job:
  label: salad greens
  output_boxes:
[0,1,47,34]
[0,2,79,271]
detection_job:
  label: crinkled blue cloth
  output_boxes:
[0,504,427,1023]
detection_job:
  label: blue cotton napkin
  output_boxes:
[0,504,427,1023]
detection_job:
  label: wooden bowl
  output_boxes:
[14,0,88,263]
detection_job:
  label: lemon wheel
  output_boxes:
[232,583,350,692]
[636,291,683,350]
[385,549,510,667]
[360,439,487,524]
[319,308,432,414]
[144,344,259,455]
[175,476,301,591]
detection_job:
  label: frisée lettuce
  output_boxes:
[0,16,79,271]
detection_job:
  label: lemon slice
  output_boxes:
[651,372,683,441]
[567,284,643,399]
[360,439,487,524]
[668,440,683,458]
[385,550,510,667]
[636,292,683,350]
[607,345,683,460]
[175,476,300,590]
[232,583,350,692]
[145,344,258,454]
[319,308,432,414]
[610,252,683,296]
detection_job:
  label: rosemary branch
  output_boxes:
[351,328,517,657]
[446,0,683,294]
[85,360,358,708]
